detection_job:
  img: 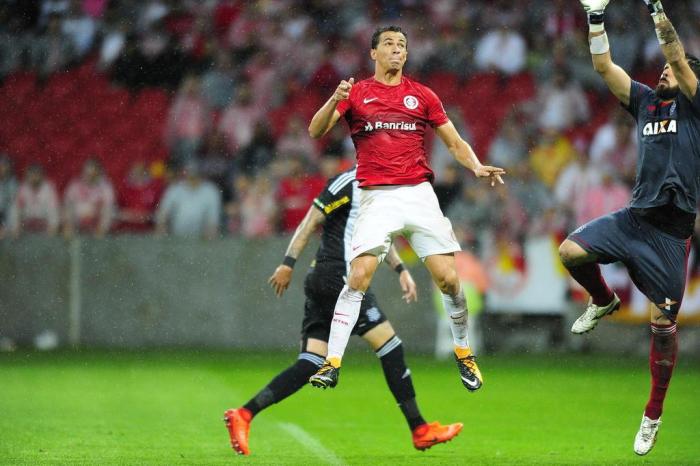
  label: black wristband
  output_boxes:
[282,256,296,268]
[394,263,406,274]
[588,11,604,25]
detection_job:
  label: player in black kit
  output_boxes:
[562,0,700,456]
[223,167,462,456]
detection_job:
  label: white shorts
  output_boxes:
[349,182,461,262]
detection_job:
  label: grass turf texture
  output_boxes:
[1,351,698,465]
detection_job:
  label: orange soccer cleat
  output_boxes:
[223,408,252,455]
[411,421,464,451]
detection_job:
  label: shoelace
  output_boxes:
[584,303,599,318]
[457,355,478,373]
[318,363,335,374]
[640,421,656,441]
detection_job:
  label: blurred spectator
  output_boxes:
[276,115,319,161]
[218,82,263,153]
[115,162,163,233]
[276,157,325,233]
[447,184,497,252]
[575,173,631,226]
[541,0,583,41]
[530,129,578,188]
[62,0,96,57]
[507,160,553,226]
[200,49,236,109]
[155,161,221,239]
[474,21,526,76]
[589,109,638,182]
[0,9,28,79]
[238,122,276,175]
[9,164,59,237]
[139,0,170,32]
[63,158,115,238]
[30,13,75,76]
[240,172,277,238]
[0,156,18,239]
[39,0,70,26]
[97,18,128,70]
[165,75,210,165]
[554,151,602,228]
[535,66,589,131]
[487,114,528,169]
[199,131,234,191]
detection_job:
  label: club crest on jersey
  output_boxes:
[364,121,417,132]
[643,119,677,136]
[403,95,418,109]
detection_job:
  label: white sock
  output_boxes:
[442,289,469,348]
[327,285,364,360]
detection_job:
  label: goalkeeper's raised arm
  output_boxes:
[642,0,699,100]
[579,0,632,106]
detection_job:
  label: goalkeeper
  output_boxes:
[558,0,700,456]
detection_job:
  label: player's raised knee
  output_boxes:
[348,256,378,291]
[558,239,588,267]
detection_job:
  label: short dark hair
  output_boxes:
[686,53,700,78]
[371,26,407,50]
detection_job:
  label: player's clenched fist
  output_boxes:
[579,0,610,13]
[332,78,354,102]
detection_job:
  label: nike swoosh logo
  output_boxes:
[336,312,350,317]
[352,245,362,251]
[462,376,479,388]
[363,97,378,104]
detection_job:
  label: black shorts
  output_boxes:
[301,274,387,342]
[569,207,690,320]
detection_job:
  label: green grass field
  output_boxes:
[1,350,699,465]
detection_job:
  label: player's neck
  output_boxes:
[373,68,403,86]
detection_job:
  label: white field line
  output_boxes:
[277,422,345,466]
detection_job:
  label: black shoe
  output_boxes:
[454,350,482,392]
[309,360,340,389]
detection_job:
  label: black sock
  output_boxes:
[376,335,426,431]
[243,352,324,417]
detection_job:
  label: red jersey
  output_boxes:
[336,76,449,187]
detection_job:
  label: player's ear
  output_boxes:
[370,49,377,61]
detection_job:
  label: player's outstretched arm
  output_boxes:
[580,0,632,106]
[308,78,354,138]
[385,245,417,303]
[643,0,698,99]
[435,121,505,187]
[268,206,325,297]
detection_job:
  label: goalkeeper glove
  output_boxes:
[580,0,610,31]
[643,0,664,16]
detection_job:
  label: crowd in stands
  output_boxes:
[2,0,700,248]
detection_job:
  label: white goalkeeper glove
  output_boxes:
[580,0,610,32]
[579,0,610,14]
[643,0,664,16]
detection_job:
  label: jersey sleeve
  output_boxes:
[312,173,353,217]
[624,80,654,119]
[681,81,700,115]
[336,98,351,117]
[424,86,449,128]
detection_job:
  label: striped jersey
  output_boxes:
[309,166,360,291]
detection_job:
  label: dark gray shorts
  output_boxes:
[568,208,690,320]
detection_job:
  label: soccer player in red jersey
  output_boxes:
[306,26,505,391]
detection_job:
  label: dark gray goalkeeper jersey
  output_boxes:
[624,80,700,236]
